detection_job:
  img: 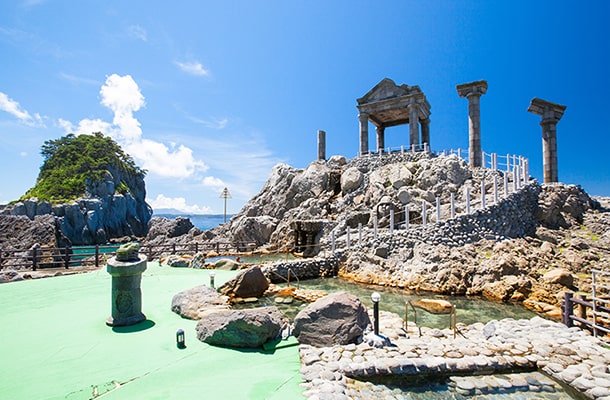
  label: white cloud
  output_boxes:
[20,151,28,157]
[61,74,207,178]
[126,138,207,177]
[202,176,226,190]
[175,61,209,77]
[127,25,147,41]
[99,74,145,143]
[0,92,45,127]
[147,194,212,214]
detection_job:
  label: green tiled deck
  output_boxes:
[0,265,303,399]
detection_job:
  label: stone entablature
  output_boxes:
[357,78,431,155]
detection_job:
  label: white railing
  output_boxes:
[337,146,533,250]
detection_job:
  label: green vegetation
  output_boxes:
[21,132,145,204]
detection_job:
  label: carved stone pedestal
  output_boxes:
[106,254,147,327]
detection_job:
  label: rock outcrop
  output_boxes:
[137,151,608,321]
[1,166,152,247]
[171,285,230,320]
[218,266,269,298]
[292,292,370,346]
[195,306,283,348]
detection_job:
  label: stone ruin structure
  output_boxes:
[290,220,324,257]
[456,80,488,168]
[356,78,431,155]
[527,98,566,183]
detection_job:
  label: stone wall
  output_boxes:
[261,256,339,283]
[359,183,541,255]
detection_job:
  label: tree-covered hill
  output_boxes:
[21,132,146,204]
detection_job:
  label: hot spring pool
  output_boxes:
[234,276,541,328]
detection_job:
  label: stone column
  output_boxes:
[421,118,430,149]
[317,130,326,160]
[527,98,566,183]
[457,80,488,168]
[375,126,385,153]
[106,254,147,327]
[358,113,369,155]
[408,103,420,149]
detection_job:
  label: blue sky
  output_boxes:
[1,1,609,214]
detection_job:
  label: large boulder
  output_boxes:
[195,307,283,348]
[219,266,269,298]
[146,216,194,241]
[231,216,278,246]
[542,268,574,287]
[341,167,364,194]
[536,184,599,229]
[171,285,230,319]
[292,291,370,347]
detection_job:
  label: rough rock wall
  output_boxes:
[1,168,152,246]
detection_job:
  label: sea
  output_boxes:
[153,214,231,231]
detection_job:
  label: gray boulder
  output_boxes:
[190,252,205,269]
[219,266,269,298]
[166,255,190,268]
[146,216,194,241]
[171,285,230,319]
[214,258,240,270]
[292,291,370,347]
[195,306,283,348]
[341,167,364,194]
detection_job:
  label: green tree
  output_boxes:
[21,132,146,204]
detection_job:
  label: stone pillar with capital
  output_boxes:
[457,80,488,168]
[376,126,385,153]
[421,118,430,150]
[527,98,566,183]
[408,103,420,149]
[359,113,369,156]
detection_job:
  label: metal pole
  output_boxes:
[466,187,471,214]
[358,223,362,246]
[404,205,409,230]
[494,175,498,204]
[421,200,427,227]
[373,302,379,335]
[436,196,441,223]
[481,179,486,209]
[450,192,455,218]
[389,209,394,235]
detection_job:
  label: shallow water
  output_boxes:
[244,276,540,328]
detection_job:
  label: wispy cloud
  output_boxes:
[61,74,207,178]
[59,72,100,86]
[147,194,212,214]
[188,115,228,130]
[127,25,147,42]
[175,61,209,77]
[0,92,45,127]
[197,132,284,200]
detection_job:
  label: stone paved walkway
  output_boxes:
[299,311,610,399]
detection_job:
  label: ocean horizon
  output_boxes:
[153,213,232,231]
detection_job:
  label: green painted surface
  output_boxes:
[0,265,304,399]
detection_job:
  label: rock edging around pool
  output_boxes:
[299,313,610,399]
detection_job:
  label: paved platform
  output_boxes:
[0,264,303,399]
